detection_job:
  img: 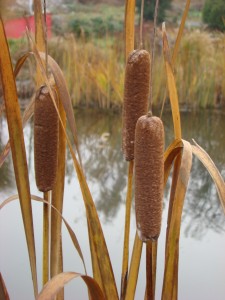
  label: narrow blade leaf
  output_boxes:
[33,0,46,86]
[164,139,183,186]
[121,160,134,300]
[51,100,67,282]
[125,0,136,60]
[0,18,38,297]
[171,0,191,66]
[162,140,192,300]
[125,232,143,300]
[162,24,182,140]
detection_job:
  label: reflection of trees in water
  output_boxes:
[1,108,224,234]
[0,119,15,192]
[71,109,225,234]
[182,157,225,239]
[67,109,127,221]
[179,110,225,238]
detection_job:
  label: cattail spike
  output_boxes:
[34,85,59,192]
[122,49,150,161]
[135,115,164,241]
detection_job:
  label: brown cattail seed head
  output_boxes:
[34,85,59,192]
[122,49,150,161]
[135,114,164,242]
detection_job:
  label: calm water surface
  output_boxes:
[0,109,225,300]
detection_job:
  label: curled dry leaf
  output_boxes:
[37,272,105,300]
[162,140,192,300]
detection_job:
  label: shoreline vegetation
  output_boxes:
[2,1,225,110]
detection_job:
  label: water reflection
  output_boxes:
[0,119,15,193]
[73,109,225,236]
[0,109,224,237]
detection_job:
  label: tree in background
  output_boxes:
[203,0,225,31]
[136,0,172,23]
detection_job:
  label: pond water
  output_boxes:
[0,108,225,300]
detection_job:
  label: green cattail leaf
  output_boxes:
[192,141,225,214]
[37,272,105,300]
[125,0,136,60]
[0,18,38,297]
[162,140,192,300]
[162,24,182,140]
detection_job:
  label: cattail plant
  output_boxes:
[134,112,164,241]
[34,85,59,192]
[122,49,150,161]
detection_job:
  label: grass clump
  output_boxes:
[203,0,225,31]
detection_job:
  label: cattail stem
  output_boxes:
[43,0,48,77]
[120,160,134,300]
[145,241,157,300]
[139,0,145,49]
[150,0,160,109]
[42,191,50,286]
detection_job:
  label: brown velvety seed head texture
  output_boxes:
[34,85,59,192]
[122,49,150,161]
[134,115,164,242]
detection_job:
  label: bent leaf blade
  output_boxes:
[0,17,38,297]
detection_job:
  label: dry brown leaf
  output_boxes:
[37,272,105,300]
[162,24,182,140]
[0,18,38,297]
[192,140,225,214]
[162,140,192,300]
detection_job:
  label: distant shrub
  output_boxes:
[203,0,225,31]
[136,0,172,22]
[69,15,123,38]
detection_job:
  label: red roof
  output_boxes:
[4,14,52,39]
